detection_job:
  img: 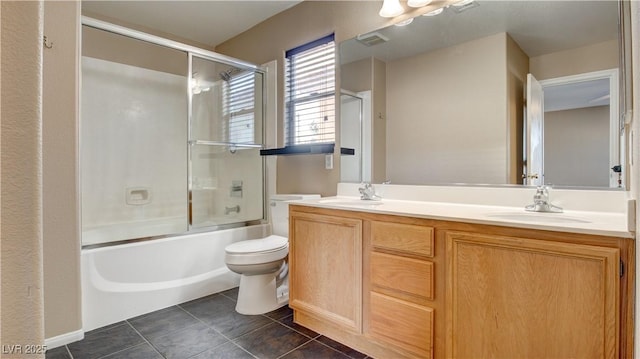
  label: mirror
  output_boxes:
[339,0,625,188]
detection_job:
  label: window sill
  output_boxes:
[260,143,354,156]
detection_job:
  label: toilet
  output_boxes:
[224,194,319,315]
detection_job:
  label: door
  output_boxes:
[525,73,544,186]
[289,211,363,333]
[446,231,620,359]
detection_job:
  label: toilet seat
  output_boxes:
[225,235,288,265]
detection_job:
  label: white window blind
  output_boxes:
[285,34,336,146]
[223,71,256,144]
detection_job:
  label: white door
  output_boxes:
[525,73,544,186]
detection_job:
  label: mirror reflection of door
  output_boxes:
[526,69,620,188]
[340,90,372,183]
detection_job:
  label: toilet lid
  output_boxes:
[225,235,288,254]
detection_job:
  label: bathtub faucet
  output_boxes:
[225,205,240,215]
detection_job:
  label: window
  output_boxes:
[223,71,256,144]
[285,34,336,146]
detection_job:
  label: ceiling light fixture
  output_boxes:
[407,0,433,8]
[379,0,404,18]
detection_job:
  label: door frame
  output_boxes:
[539,68,621,188]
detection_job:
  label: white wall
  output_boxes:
[340,94,363,183]
[81,57,188,245]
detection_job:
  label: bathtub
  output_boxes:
[81,224,269,331]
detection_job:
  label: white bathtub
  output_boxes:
[81,224,269,331]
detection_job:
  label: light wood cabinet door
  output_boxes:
[289,211,363,333]
[446,231,620,359]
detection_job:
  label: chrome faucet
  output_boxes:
[525,186,563,213]
[359,182,381,201]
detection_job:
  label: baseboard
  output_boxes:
[45,329,84,349]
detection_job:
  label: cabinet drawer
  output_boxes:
[371,251,434,302]
[371,221,434,257]
[370,292,433,358]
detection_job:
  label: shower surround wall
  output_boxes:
[77,20,269,338]
[80,24,265,246]
[81,56,188,245]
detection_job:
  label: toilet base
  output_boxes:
[236,272,289,315]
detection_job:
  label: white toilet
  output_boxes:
[224,194,319,315]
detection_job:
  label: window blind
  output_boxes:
[285,34,336,146]
[223,71,256,144]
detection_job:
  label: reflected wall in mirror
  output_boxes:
[340,0,624,188]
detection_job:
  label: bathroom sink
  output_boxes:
[317,198,384,207]
[486,212,591,224]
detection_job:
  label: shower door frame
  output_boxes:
[81,16,268,246]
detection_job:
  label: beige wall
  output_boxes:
[82,10,212,51]
[216,1,403,195]
[1,0,45,353]
[42,1,82,340]
[372,58,387,183]
[341,57,372,92]
[82,26,187,76]
[544,106,610,187]
[385,33,512,185]
[631,2,640,358]
[530,39,618,81]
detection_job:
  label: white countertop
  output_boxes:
[294,196,634,239]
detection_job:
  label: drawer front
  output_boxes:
[371,251,434,302]
[370,292,434,358]
[371,221,434,257]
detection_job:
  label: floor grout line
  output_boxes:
[124,319,168,358]
[314,338,361,359]
[64,345,74,359]
[55,289,362,359]
[275,337,314,359]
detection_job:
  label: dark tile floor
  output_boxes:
[46,288,369,359]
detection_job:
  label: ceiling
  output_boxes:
[82,0,303,48]
[82,0,619,112]
[340,0,619,64]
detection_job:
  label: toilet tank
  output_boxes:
[270,194,320,237]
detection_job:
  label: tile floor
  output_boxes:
[45,288,368,359]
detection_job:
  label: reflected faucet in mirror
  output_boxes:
[525,186,563,213]
[359,183,382,201]
[339,0,629,189]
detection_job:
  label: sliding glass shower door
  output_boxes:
[189,55,265,228]
[81,24,265,246]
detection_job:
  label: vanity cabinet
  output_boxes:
[288,205,634,359]
[368,221,436,358]
[288,211,363,333]
[446,231,620,358]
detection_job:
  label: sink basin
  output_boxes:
[317,198,384,207]
[486,212,591,224]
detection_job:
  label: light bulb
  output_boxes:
[408,0,432,8]
[379,0,404,18]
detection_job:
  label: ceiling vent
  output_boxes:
[356,32,389,47]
